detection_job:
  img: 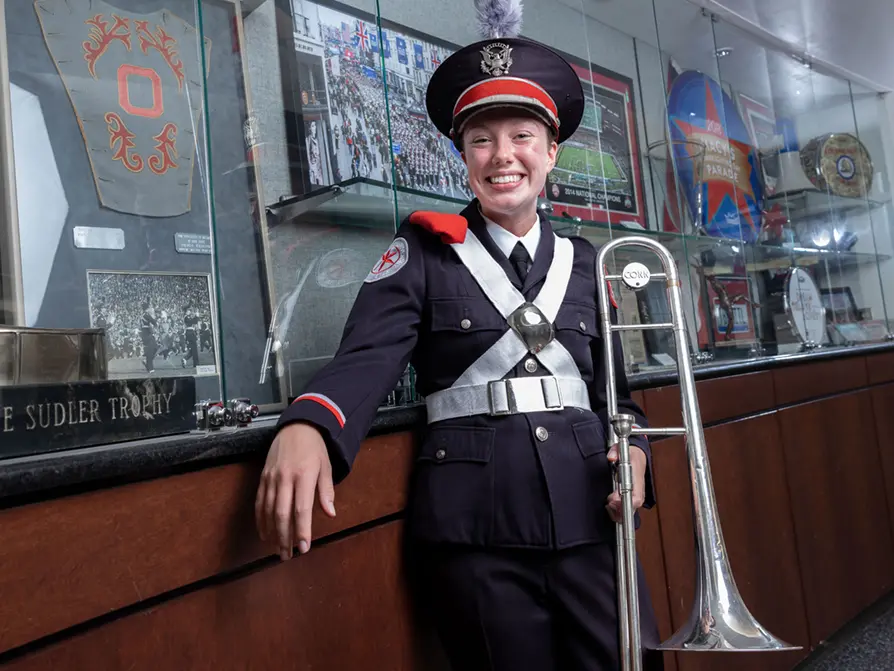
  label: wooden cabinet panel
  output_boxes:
[2,522,429,671]
[773,358,867,407]
[779,391,894,645]
[871,384,894,540]
[644,371,775,431]
[652,415,810,671]
[0,432,416,655]
[867,351,894,386]
[637,507,678,671]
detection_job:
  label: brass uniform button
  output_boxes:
[579,321,587,331]
[524,358,538,373]
[460,319,471,330]
[435,449,446,460]
[535,426,549,442]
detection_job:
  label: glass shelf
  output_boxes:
[553,215,889,274]
[767,189,892,223]
[266,177,467,230]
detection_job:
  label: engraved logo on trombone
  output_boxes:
[621,262,651,290]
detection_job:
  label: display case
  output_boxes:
[3,0,894,459]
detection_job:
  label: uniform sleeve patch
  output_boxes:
[365,237,409,283]
[409,211,468,244]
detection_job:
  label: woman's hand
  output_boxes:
[255,422,337,560]
[604,444,647,523]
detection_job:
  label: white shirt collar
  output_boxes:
[482,213,541,261]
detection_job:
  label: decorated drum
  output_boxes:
[800,133,873,199]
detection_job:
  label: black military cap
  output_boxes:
[426,37,585,148]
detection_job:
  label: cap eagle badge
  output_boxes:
[480,43,513,76]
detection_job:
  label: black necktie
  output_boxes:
[509,242,532,283]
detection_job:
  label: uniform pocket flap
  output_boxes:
[572,418,607,458]
[554,303,599,336]
[418,425,496,463]
[430,298,505,333]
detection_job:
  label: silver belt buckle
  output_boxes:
[487,379,516,415]
[540,376,564,411]
[487,376,564,415]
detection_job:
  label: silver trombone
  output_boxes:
[595,236,799,671]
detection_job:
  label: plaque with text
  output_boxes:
[174,233,213,255]
[1,376,196,460]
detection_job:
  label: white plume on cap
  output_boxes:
[474,0,523,40]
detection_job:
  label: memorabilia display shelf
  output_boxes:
[266,177,889,277]
[553,214,890,274]
[767,189,892,224]
[266,177,467,229]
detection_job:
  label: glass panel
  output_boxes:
[1,0,218,457]
[231,0,417,409]
[848,80,894,342]
[712,16,892,357]
[621,0,736,370]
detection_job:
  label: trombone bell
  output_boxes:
[596,237,799,667]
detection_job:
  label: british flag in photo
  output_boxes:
[354,21,371,51]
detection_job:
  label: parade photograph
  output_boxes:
[87,271,219,379]
[293,0,479,200]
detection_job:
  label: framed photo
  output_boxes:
[737,93,781,197]
[705,275,758,346]
[820,286,860,323]
[86,271,219,379]
[542,55,647,228]
[278,0,646,228]
[281,0,473,201]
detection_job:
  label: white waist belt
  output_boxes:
[425,375,591,423]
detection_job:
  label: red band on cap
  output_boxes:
[453,78,559,131]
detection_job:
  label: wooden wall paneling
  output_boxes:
[779,391,894,646]
[652,415,810,671]
[867,351,894,386]
[871,384,894,542]
[643,371,775,429]
[637,506,678,671]
[1,521,428,671]
[0,432,416,655]
[773,358,868,407]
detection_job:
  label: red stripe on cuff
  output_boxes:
[293,393,346,428]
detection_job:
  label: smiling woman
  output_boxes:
[257,1,664,671]
[459,109,558,236]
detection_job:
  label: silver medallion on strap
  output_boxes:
[507,302,555,353]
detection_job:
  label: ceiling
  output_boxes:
[556,0,892,119]
[703,0,894,92]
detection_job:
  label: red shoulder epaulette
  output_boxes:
[409,211,468,244]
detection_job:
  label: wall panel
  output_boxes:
[779,391,894,645]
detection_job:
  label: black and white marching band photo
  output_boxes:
[87,271,219,379]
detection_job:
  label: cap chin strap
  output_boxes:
[424,228,591,423]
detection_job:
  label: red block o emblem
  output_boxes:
[117,64,164,119]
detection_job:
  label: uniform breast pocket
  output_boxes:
[410,425,496,544]
[428,298,506,351]
[554,302,600,339]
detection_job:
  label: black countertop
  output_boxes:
[2,342,891,506]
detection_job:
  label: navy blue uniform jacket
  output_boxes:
[276,201,656,550]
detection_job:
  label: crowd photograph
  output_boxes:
[87,271,218,378]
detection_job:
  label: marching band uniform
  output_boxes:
[275,23,663,671]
